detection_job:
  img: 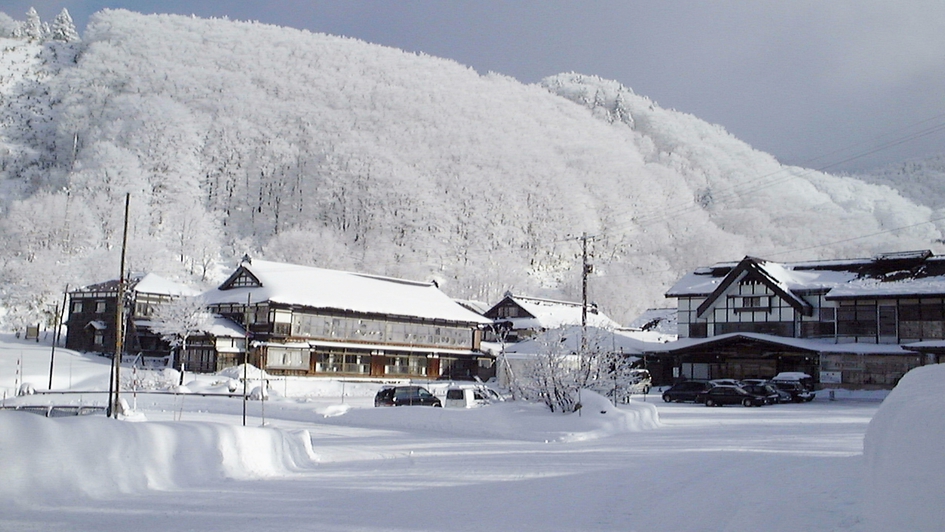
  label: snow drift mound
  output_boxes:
[317,390,660,443]
[863,364,945,531]
[0,412,316,502]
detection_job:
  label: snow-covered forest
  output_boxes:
[0,8,942,329]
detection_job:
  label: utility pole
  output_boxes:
[243,292,251,427]
[47,285,68,390]
[109,194,130,418]
[576,232,598,414]
[577,232,599,355]
[581,232,593,329]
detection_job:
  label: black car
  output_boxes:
[695,386,767,407]
[374,385,442,407]
[662,381,713,403]
[742,384,782,405]
[770,381,815,403]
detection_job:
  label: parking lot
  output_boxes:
[1,390,881,532]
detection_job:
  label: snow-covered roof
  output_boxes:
[902,340,945,352]
[76,273,200,297]
[667,251,945,303]
[134,273,201,297]
[616,328,676,344]
[203,259,492,325]
[134,312,241,337]
[826,277,945,299]
[626,308,678,336]
[454,299,490,315]
[490,294,622,330]
[202,316,245,338]
[644,332,910,356]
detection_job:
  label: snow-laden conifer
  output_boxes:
[51,8,79,42]
[0,12,17,38]
[21,7,45,41]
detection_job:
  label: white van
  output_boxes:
[444,387,497,408]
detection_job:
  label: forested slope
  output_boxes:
[0,9,940,327]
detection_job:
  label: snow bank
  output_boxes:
[863,364,945,531]
[0,412,317,502]
[316,390,660,443]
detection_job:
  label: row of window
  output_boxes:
[693,317,945,341]
[266,347,433,376]
[291,313,470,347]
[493,305,522,318]
[315,353,371,374]
[71,300,108,314]
[73,296,174,317]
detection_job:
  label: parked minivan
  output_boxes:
[770,372,815,402]
[661,381,713,403]
[374,385,442,407]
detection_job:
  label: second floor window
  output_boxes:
[734,296,769,312]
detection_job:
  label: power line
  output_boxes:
[762,213,945,259]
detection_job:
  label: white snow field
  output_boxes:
[0,334,941,532]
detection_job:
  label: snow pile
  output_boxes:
[217,363,269,381]
[0,412,317,502]
[315,390,660,443]
[863,363,945,531]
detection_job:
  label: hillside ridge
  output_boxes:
[0,9,940,328]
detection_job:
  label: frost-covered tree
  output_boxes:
[21,7,45,41]
[50,9,79,42]
[0,12,18,37]
[587,350,647,403]
[517,333,582,413]
[149,296,213,368]
[511,326,644,412]
[262,223,356,271]
[0,9,941,332]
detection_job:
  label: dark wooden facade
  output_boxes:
[65,277,201,365]
[65,280,126,356]
[203,261,493,381]
[664,252,945,388]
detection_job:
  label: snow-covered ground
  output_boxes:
[0,334,941,531]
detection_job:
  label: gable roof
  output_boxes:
[667,250,945,307]
[203,259,492,325]
[485,294,622,330]
[694,257,814,318]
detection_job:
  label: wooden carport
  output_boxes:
[643,333,821,385]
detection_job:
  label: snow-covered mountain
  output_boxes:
[853,154,945,212]
[0,9,941,328]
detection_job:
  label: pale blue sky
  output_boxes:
[9,1,945,172]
